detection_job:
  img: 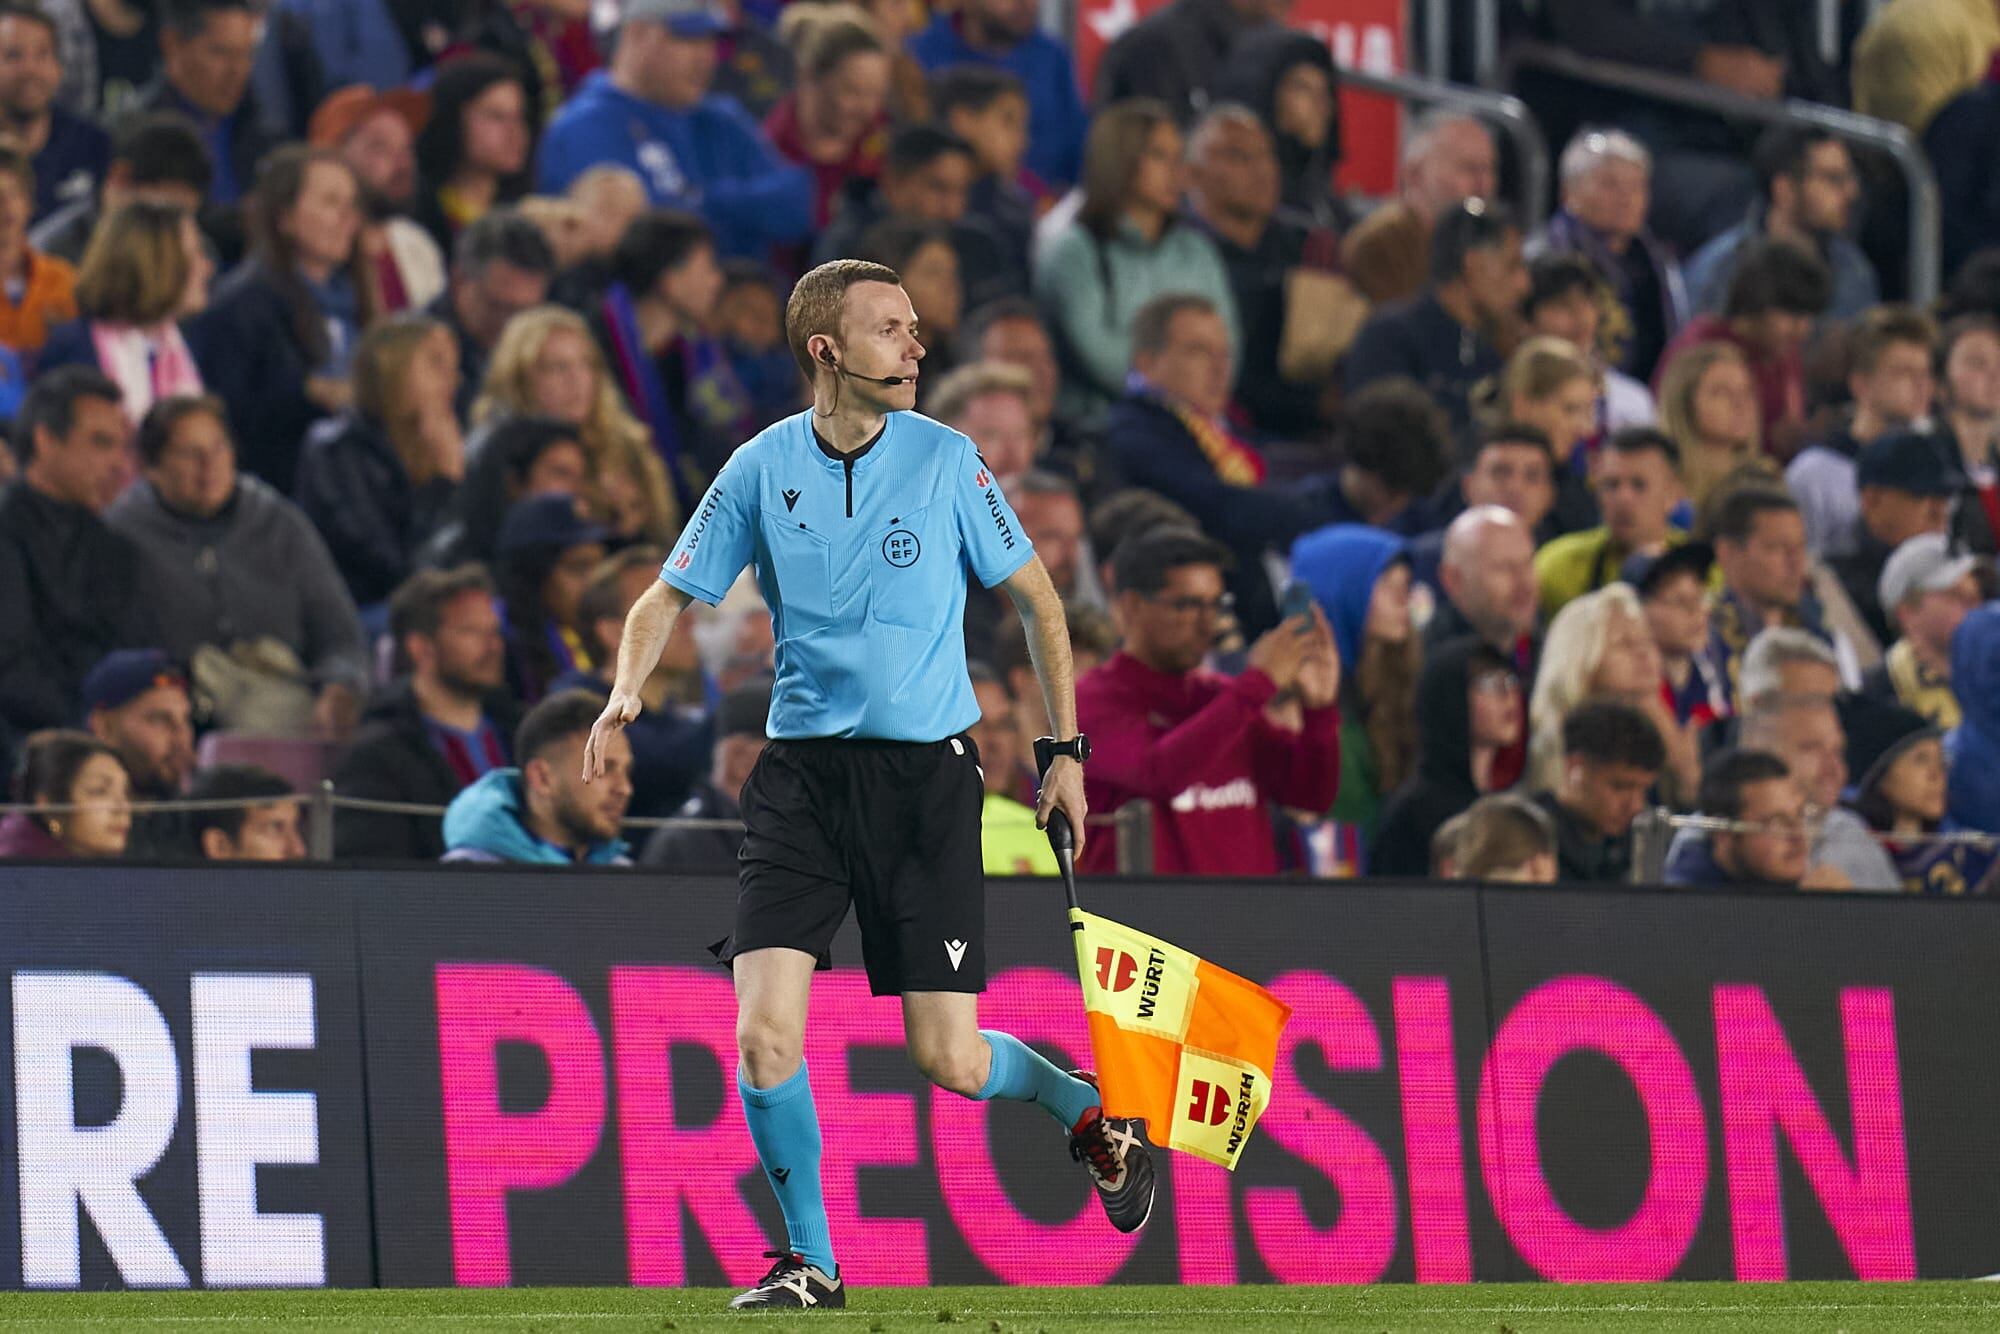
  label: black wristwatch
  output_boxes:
[1038,734,1091,764]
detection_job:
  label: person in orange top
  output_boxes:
[0,142,75,360]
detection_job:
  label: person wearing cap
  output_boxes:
[493,493,610,705]
[443,689,632,865]
[1534,426,1688,620]
[642,681,769,874]
[1826,431,1959,647]
[1624,542,1729,729]
[310,84,444,315]
[1860,533,1985,729]
[535,0,812,257]
[81,648,195,858]
[1844,697,1997,893]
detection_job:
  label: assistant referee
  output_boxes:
[583,260,1155,1311]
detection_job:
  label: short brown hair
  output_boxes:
[785,258,902,380]
[925,360,1032,424]
[388,564,494,656]
[1130,292,1220,359]
[1453,794,1556,879]
[75,201,193,325]
[1847,304,1938,377]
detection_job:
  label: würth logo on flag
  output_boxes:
[1188,1079,1231,1126]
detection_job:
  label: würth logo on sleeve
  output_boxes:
[974,467,990,489]
[672,550,691,571]
[983,481,1016,551]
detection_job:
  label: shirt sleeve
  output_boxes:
[951,437,1036,588]
[660,453,757,605]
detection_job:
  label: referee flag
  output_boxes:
[1070,908,1291,1170]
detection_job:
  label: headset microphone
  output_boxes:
[819,347,909,387]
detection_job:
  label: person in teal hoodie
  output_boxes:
[535,0,811,258]
[442,690,633,864]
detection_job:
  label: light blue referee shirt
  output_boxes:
[660,409,1036,740]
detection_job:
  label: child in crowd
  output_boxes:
[714,260,802,429]
[931,65,1038,279]
[1846,700,1998,894]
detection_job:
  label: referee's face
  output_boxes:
[835,281,925,409]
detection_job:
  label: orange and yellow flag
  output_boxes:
[1070,908,1290,1170]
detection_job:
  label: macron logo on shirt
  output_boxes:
[1169,779,1259,814]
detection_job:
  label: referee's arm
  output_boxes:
[1001,555,1088,857]
[582,579,691,782]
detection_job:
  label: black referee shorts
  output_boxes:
[710,733,987,996]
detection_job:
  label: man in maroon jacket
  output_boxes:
[1078,527,1340,874]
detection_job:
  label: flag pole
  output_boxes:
[1032,738,1083,920]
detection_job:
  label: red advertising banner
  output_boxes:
[1070,0,1408,195]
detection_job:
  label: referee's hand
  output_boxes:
[582,690,643,783]
[1037,755,1087,858]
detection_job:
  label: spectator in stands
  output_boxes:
[1533,699,1664,882]
[1616,543,1722,724]
[536,0,812,256]
[960,297,1084,479]
[560,545,712,817]
[1852,0,2000,135]
[187,763,305,860]
[1213,27,1343,232]
[1103,293,1327,634]
[79,647,192,857]
[1093,0,1283,125]
[107,396,366,737]
[1077,527,1340,876]
[711,258,800,430]
[927,360,1037,487]
[1488,336,1603,537]
[1685,127,1874,325]
[428,208,555,421]
[1346,199,1525,438]
[1185,104,1358,440]
[1429,807,1470,878]
[1708,487,1827,702]
[1864,534,1981,730]
[1533,130,1686,382]
[908,0,1082,189]
[765,9,890,232]
[46,0,157,122]
[184,148,371,494]
[1787,307,1940,558]
[855,216,965,362]
[0,728,128,859]
[1452,792,1558,882]
[1315,377,1452,539]
[594,210,747,493]
[476,304,677,547]
[1938,315,2000,554]
[0,368,152,754]
[1536,427,1687,619]
[138,0,280,231]
[411,54,532,257]
[931,65,1035,270]
[295,316,463,609]
[493,494,608,705]
[967,662,1057,875]
[641,680,767,874]
[40,201,209,429]
[30,111,210,267]
[1036,101,1237,422]
[1341,111,1498,307]
[334,564,519,862]
[1664,749,1813,889]
[1288,524,1420,861]
[1826,433,1959,647]
[1523,253,1657,438]
[1657,340,1761,511]
[1735,667,1901,889]
[1007,470,1102,608]
[0,2,105,226]
[1946,602,2000,831]
[1417,425,1558,592]
[1927,70,2000,282]
[1372,637,1522,877]
[994,601,1117,769]
[443,688,631,864]
[1845,700,1993,892]
[309,85,445,315]
[0,145,76,361]
[1655,238,1830,460]
[1532,581,1700,799]
[422,415,591,570]
[1429,505,1541,668]
[709,0,797,121]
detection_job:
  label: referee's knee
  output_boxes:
[736,1013,804,1088]
[908,1033,986,1097]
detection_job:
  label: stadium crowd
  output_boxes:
[0,0,1996,891]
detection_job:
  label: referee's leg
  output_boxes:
[733,947,839,1281]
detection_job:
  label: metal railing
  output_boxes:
[1503,39,1941,303]
[1336,65,1551,229]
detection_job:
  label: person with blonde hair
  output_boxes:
[295,315,465,607]
[1487,334,1600,535]
[767,5,892,230]
[1657,340,1762,511]
[472,302,676,545]
[1528,582,1698,802]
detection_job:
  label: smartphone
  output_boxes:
[1279,580,1315,626]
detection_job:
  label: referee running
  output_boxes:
[582,259,1155,1310]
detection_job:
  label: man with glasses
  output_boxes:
[1666,749,1820,888]
[1077,526,1339,875]
[1737,671,1901,890]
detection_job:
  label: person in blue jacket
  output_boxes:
[535,0,810,258]
[443,690,633,864]
[1945,602,2000,834]
[906,0,1084,190]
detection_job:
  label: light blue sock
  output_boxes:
[738,1061,835,1277]
[974,1029,1099,1127]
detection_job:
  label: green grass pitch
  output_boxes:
[0,1284,1997,1332]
